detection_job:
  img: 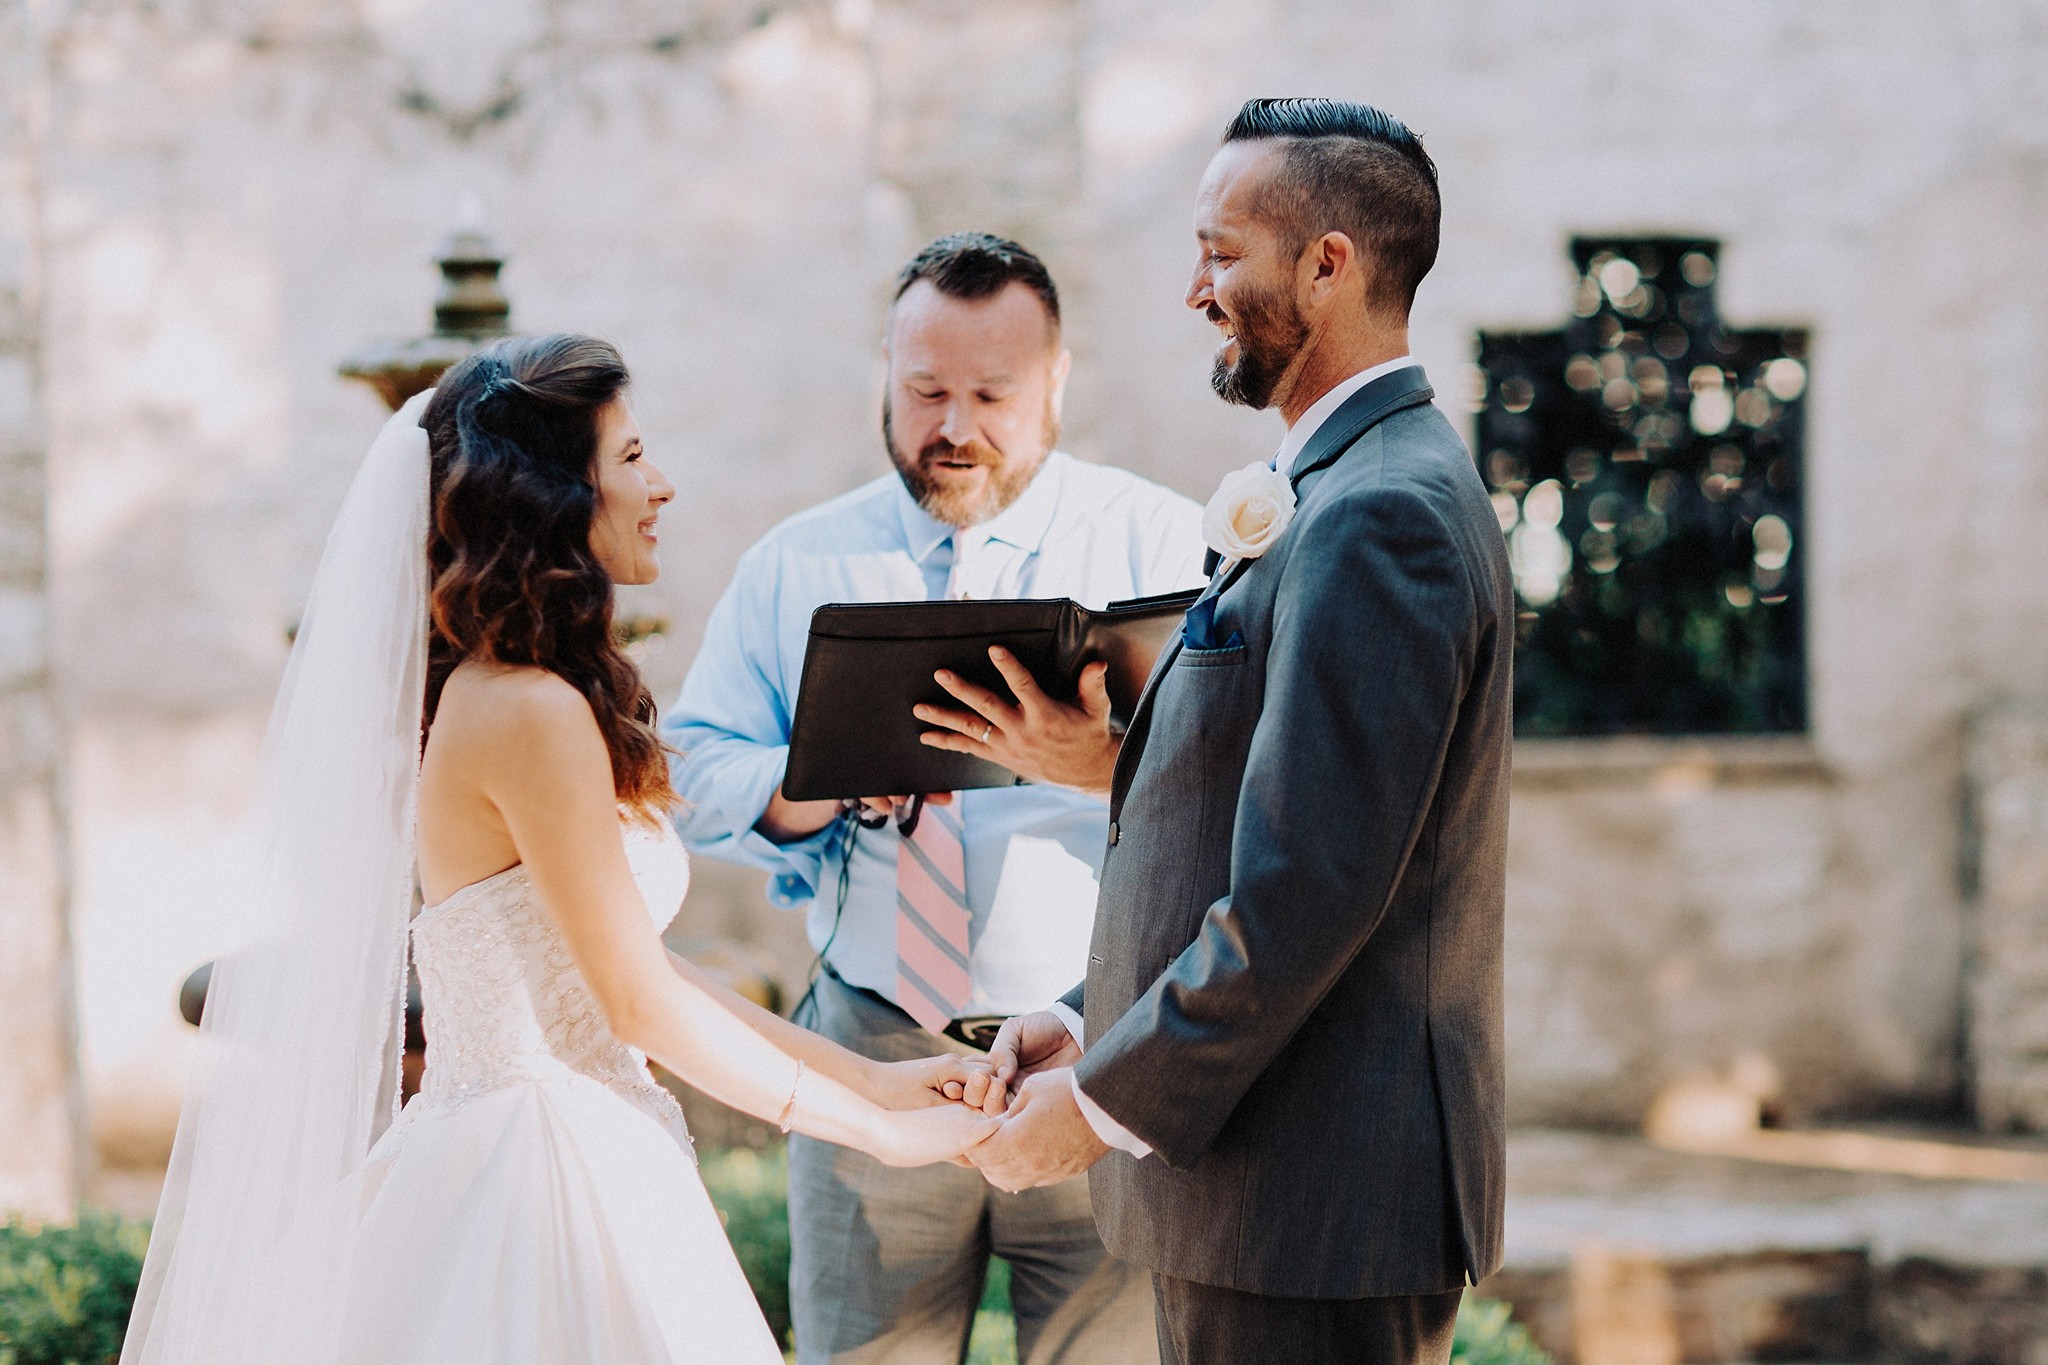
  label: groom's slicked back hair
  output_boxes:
[892,231,1061,343]
[1224,97,1441,320]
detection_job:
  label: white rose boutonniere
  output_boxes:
[1201,461,1298,565]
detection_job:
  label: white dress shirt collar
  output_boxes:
[893,449,1070,565]
[1275,355,1417,478]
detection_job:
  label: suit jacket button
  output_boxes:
[1108,821,1120,846]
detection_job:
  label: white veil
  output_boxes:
[122,391,434,1365]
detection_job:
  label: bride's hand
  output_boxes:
[867,1103,1000,1168]
[868,1055,1005,1114]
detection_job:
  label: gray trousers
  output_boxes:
[789,970,1157,1365]
[1153,1277,1463,1365]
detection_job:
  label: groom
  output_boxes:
[962,99,1513,1364]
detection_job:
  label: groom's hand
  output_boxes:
[916,649,1119,796]
[984,1010,1081,1110]
[970,1069,1109,1192]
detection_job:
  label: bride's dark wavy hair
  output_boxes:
[420,333,676,812]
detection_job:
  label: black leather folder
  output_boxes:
[781,589,1201,801]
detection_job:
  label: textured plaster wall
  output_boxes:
[0,0,83,1217]
[12,0,2048,1175]
[1076,0,2048,1125]
[1968,706,2048,1133]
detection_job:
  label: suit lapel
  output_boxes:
[1110,635,1179,810]
[1286,365,1435,491]
[1111,366,1436,816]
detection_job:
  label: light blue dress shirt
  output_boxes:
[665,451,1206,1018]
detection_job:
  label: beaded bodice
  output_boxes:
[403,817,693,1150]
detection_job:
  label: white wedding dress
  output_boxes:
[120,401,788,1365]
[332,818,785,1364]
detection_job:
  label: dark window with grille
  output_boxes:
[1475,237,1807,736]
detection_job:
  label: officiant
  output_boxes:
[666,232,1204,1365]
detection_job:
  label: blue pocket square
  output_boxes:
[1181,596,1241,652]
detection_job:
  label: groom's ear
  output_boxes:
[1298,230,1363,316]
[1050,348,1073,422]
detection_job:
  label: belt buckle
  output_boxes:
[945,1017,1005,1052]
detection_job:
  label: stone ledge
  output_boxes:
[1489,1128,2048,1364]
[1966,704,2048,1134]
[1511,733,1830,788]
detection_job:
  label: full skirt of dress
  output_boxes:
[334,1067,783,1365]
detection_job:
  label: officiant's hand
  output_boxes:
[916,649,1119,796]
[756,788,952,844]
[984,1010,1081,1111]
[969,1069,1109,1191]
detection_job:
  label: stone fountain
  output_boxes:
[338,223,512,410]
[186,231,779,1116]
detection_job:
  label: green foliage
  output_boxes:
[1452,1295,1552,1365]
[700,1146,1018,1362]
[965,1257,1015,1365]
[700,1145,794,1348]
[0,1212,151,1365]
[964,1308,1017,1365]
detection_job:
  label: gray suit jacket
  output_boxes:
[1062,367,1512,1299]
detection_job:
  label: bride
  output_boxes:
[121,334,999,1365]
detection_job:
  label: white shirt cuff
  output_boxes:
[1070,1072,1151,1158]
[1045,1000,1085,1049]
[1040,1002,1150,1159]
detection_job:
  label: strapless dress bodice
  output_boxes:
[400,817,693,1151]
[343,815,784,1362]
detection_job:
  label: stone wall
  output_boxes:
[1083,0,2048,1126]
[9,0,2048,1178]
[0,0,83,1219]
[1968,705,2048,1132]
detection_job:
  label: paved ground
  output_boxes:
[1503,1126,2048,1269]
[1489,1128,2048,1364]
[97,1124,2048,1262]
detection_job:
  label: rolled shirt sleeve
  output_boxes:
[665,543,842,905]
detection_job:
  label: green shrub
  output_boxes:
[0,1212,150,1365]
[701,1145,1017,1361]
[3,1172,1546,1365]
[966,1257,1015,1365]
[700,1145,794,1347]
[1453,1294,1552,1365]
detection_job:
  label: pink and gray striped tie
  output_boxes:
[895,799,971,1033]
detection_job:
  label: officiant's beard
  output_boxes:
[884,397,1059,528]
[1210,282,1308,411]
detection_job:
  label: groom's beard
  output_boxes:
[884,397,1058,528]
[1210,284,1308,411]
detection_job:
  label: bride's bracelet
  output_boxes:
[777,1061,806,1135]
